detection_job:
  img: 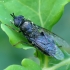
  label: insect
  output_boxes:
[10,13,69,60]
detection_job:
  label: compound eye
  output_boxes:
[14,18,20,27]
[14,16,24,27]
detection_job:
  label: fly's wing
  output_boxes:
[38,26,70,51]
[50,34,70,52]
[49,32,69,48]
[34,35,64,60]
[53,45,64,60]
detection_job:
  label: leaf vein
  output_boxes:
[43,1,57,27]
[18,0,38,15]
[38,0,44,27]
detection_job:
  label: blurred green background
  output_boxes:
[0,3,70,70]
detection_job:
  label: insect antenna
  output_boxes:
[5,24,20,32]
[10,13,16,18]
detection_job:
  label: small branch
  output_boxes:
[42,58,70,70]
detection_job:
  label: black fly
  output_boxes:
[10,13,69,60]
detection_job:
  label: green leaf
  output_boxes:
[0,0,70,49]
[4,65,28,70]
[21,58,42,70]
[4,58,42,70]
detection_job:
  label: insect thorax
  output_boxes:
[20,20,40,38]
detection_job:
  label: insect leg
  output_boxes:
[5,24,21,32]
[13,40,30,46]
